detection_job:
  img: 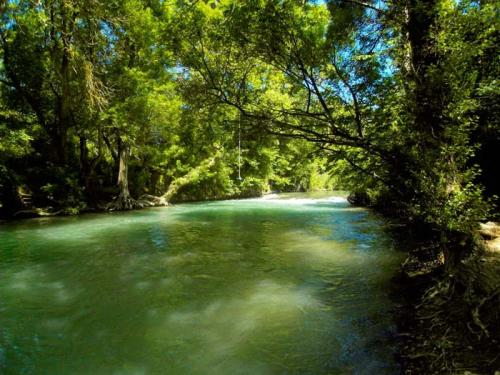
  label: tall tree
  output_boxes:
[173,0,492,266]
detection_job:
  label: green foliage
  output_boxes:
[0,0,330,216]
[0,0,496,269]
[170,0,497,266]
[0,116,33,158]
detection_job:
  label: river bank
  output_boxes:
[1,190,271,221]
[2,190,340,222]
[393,222,500,374]
[347,190,500,373]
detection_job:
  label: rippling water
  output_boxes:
[0,193,404,374]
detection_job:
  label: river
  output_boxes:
[0,193,404,374]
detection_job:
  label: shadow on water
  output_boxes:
[0,192,404,374]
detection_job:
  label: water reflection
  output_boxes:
[0,193,403,374]
[158,280,320,374]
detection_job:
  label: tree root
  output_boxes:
[470,290,499,339]
[136,194,169,208]
[106,193,169,211]
[13,208,63,218]
[399,253,500,374]
[106,192,137,211]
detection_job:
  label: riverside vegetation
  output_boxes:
[0,0,499,373]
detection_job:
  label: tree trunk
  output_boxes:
[79,135,100,199]
[116,143,135,209]
[400,0,472,269]
[59,0,71,164]
[106,139,136,210]
[79,135,90,186]
[118,145,130,197]
[406,0,446,142]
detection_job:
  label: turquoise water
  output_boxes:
[0,193,404,374]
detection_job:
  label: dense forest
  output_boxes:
[1,0,499,372]
[0,0,340,216]
[1,0,498,222]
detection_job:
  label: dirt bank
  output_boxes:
[397,222,500,374]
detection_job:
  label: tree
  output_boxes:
[173,0,492,267]
[0,0,115,210]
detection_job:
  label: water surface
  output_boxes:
[0,193,403,374]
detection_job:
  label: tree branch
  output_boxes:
[340,0,384,13]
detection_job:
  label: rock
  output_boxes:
[479,222,500,239]
[479,222,500,253]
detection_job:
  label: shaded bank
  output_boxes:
[347,191,500,373]
[392,223,500,374]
